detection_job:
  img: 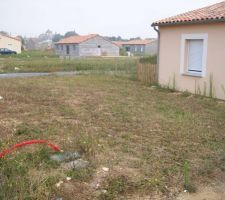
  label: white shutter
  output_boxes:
[188,40,203,72]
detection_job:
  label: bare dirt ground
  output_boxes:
[177,184,225,200]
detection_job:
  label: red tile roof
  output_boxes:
[114,39,155,46]
[56,34,98,44]
[152,1,225,26]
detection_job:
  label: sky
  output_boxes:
[0,0,222,39]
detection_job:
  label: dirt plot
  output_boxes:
[0,75,225,199]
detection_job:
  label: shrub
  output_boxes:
[139,55,157,64]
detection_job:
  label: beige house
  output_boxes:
[0,35,22,54]
[152,1,225,100]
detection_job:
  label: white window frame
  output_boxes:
[180,33,208,77]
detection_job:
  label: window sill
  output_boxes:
[181,72,204,78]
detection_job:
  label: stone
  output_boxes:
[50,152,81,163]
[66,177,72,181]
[55,181,64,188]
[0,96,3,100]
[101,190,107,194]
[102,167,109,172]
[51,198,63,200]
[61,159,89,170]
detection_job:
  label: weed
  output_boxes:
[222,84,225,96]
[183,160,189,190]
[67,168,93,181]
[74,134,98,157]
[204,81,207,96]
[181,90,191,97]
[172,73,176,91]
[183,160,196,193]
[15,123,43,135]
[157,103,186,120]
[209,73,214,98]
[0,148,59,199]
[99,176,128,200]
[15,123,31,135]
[139,55,157,64]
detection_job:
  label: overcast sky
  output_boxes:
[0,0,222,38]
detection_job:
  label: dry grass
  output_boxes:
[0,75,225,199]
[0,51,137,75]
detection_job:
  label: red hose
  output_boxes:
[0,140,60,159]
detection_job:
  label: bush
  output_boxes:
[119,48,128,56]
[139,55,157,64]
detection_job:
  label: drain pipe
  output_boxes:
[153,26,160,84]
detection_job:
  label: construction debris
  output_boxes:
[61,159,89,170]
[50,152,81,163]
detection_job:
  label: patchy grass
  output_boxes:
[0,75,224,199]
[0,51,137,76]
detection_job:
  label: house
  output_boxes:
[38,39,53,50]
[114,39,158,56]
[152,1,225,100]
[55,34,119,58]
[24,38,39,50]
[0,34,21,54]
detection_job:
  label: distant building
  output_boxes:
[55,34,119,58]
[114,39,158,56]
[24,38,39,50]
[38,39,53,50]
[0,34,22,53]
[38,30,53,42]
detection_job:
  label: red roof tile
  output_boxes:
[152,1,225,26]
[56,34,98,44]
[114,39,155,46]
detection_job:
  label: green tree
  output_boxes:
[52,34,63,42]
[64,31,78,38]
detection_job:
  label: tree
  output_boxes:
[64,31,78,38]
[129,37,142,40]
[52,33,63,42]
[0,31,9,36]
[104,36,127,41]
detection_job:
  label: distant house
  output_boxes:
[38,40,53,50]
[55,34,119,57]
[25,38,39,50]
[0,35,21,54]
[152,1,225,100]
[114,39,158,56]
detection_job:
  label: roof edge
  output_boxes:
[56,34,98,44]
[0,34,21,42]
[152,17,225,27]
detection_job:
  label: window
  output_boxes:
[73,45,76,51]
[187,40,203,73]
[140,46,143,52]
[125,46,130,52]
[180,34,208,77]
[134,46,137,52]
[66,45,70,55]
[61,45,63,50]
